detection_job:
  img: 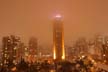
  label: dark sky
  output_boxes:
[0,0,108,45]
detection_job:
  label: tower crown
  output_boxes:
[55,14,62,18]
[54,14,62,20]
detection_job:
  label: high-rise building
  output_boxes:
[53,14,65,61]
[103,36,108,63]
[17,42,27,61]
[94,35,103,59]
[2,35,20,65]
[28,37,38,62]
[74,37,88,56]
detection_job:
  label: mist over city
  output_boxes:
[0,0,108,72]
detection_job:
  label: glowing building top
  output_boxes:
[55,14,62,18]
[54,14,63,20]
[53,14,65,61]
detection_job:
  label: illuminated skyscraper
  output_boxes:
[53,14,65,61]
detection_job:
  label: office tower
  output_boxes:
[53,14,65,61]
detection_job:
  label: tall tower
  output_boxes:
[53,14,65,61]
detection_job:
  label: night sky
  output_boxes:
[0,0,108,45]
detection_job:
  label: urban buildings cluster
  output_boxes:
[0,34,108,65]
[66,35,108,63]
[1,35,38,65]
[0,15,108,72]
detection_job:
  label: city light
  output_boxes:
[53,46,56,60]
[11,67,16,71]
[81,55,85,58]
[55,14,62,18]
[103,54,106,57]
[62,39,65,60]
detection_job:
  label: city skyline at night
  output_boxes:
[0,0,108,72]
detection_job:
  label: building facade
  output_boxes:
[53,15,65,61]
[28,37,38,62]
[2,35,20,65]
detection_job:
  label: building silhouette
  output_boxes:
[28,37,38,62]
[53,15,65,61]
[17,42,27,61]
[2,35,20,65]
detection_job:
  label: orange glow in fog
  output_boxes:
[53,46,56,60]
